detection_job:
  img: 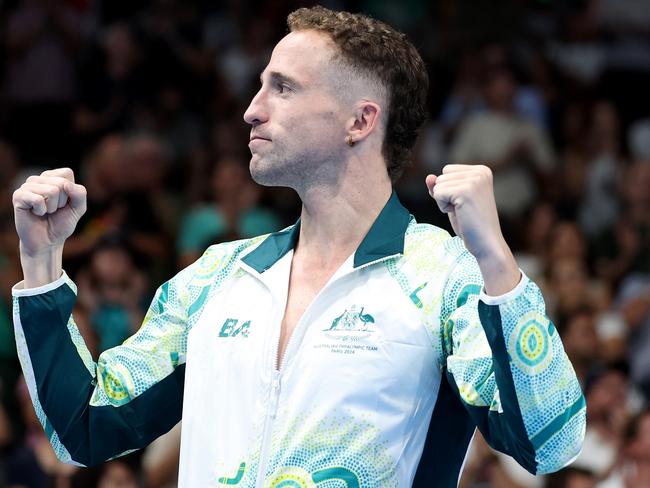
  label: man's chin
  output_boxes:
[249,160,287,187]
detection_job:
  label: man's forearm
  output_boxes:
[20,244,64,288]
[475,238,520,296]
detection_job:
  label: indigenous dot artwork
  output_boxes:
[498,281,586,473]
[236,411,398,487]
[509,312,553,375]
[438,244,495,408]
[414,233,585,474]
[89,239,258,407]
[268,467,314,487]
[534,405,586,473]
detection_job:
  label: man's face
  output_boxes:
[243,30,349,188]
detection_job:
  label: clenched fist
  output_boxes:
[13,168,87,287]
[426,164,520,295]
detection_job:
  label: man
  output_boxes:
[11,6,585,487]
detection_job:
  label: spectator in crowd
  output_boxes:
[540,221,611,320]
[558,307,600,387]
[619,409,650,487]
[0,140,22,411]
[554,101,591,218]
[4,0,90,164]
[628,117,650,161]
[121,132,179,246]
[617,273,650,401]
[449,67,556,228]
[96,458,139,488]
[73,22,146,142]
[74,234,148,356]
[217,15,273,101]
[138,0,211,81]
[66,451,143,488]
[459,429,550,488]
[545,467,597,488]
[62,134,130,273]
[514,202,557,282]
[177,156,282,267]
[66,133,175,284]
[136,80,205,192]
[572,364,634,479]
[577,101,624,239]
[141,423,181,488]
[594,160,650,287]
[439,50,485,138]
[3,377,77,487]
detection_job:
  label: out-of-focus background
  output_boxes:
[0,0,649,487]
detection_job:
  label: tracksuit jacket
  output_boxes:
[12,192,585,487]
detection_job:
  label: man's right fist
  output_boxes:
[13,168,87,257]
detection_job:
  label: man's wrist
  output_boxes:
[475,239,520,296]
[20,243,64,288]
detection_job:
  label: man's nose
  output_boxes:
[243,89,268,126]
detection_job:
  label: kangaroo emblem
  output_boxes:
[326,306,375,332]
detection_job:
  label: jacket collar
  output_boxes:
[241,191,411,273]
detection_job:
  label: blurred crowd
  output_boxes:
[0,0,649,487]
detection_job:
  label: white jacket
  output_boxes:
[13,193,585,487]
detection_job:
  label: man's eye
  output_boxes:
[276,83,288,94]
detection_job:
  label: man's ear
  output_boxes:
[345,101,382,146]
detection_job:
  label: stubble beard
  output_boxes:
[249,145,308,189]
[249,137,346,193]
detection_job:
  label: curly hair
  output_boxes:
[288,6,429,183]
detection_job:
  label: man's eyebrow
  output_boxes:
[260,71,302,89]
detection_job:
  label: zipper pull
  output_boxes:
[270,373,281,419]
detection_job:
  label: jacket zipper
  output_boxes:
[254,282,286,488]
[255,371,280,488]
[252,253,400,486]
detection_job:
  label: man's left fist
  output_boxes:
[426,164,504,261]
[426,164,521,295]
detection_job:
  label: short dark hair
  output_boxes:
[287,6,429,183]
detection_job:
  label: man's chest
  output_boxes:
[278,260,344,368]
[185,262,440,382]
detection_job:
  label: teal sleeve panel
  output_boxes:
[13,272,191,466]
[441,249,586,475]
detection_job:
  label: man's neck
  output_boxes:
[294,177,392,268]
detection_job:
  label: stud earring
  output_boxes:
[346,135,355,147]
